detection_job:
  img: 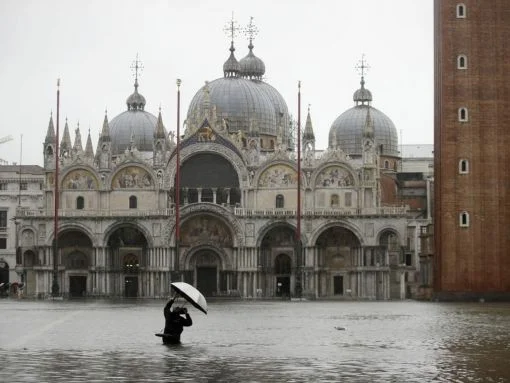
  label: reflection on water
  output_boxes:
[1,300,509,382]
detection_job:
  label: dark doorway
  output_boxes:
[276,276,290,297]
[124,276,138,297]
[69,276,87,298]
[197,267,216,297]
[334,275,344,295]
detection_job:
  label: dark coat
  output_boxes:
[163,299,192,337]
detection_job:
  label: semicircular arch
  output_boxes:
[310,221,364,247]
[61,166,100,190]
[166,143,247,189]
[110,163,156,190]
[102,221,154,248]
[256,220,308,247]
[311,162,359,189]
[181,243,231,270]
[45,223,96,247]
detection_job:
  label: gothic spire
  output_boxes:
[85,129,94,158]
[73,123,83,152]
[303,105,315,141]
[154,107,166,139]
[45,112,55,144]
[60,118,72,156]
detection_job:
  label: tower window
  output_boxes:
[459,159,469,174]
[457,55,467,69]
[76,196,85,210]
[129,195,137,209]
[458,107,469,122]
[460,211,470,227]
[456,4,466,18]
[276,194,284,208]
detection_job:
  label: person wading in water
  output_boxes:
[163,298,192,344]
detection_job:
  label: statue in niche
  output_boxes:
[364,139,374,164]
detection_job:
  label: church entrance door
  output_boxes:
[197,267,217,297]
[69,276,87,297]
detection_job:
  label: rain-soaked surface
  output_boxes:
[1,299,510,382]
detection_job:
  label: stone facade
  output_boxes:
[7,32,433,300]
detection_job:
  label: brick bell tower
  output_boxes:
[434,0,510,300]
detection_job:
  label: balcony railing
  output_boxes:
[15,205,408,219]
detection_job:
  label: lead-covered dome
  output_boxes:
[109,79,158,155]
[329,78,398,156]
[187,40,289,140]
[239,42,265,79]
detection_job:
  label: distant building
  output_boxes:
[434,1,510,300]
[8,24,433,300]
[0,165,44,295]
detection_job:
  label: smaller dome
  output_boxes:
[223,42,240,77]
[353,77,372,104]
[126,79,146,111]
[239,42,265,79]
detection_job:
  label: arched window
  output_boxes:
[457,55,467,69]
[460,211,470,227]
[456,3,466,18]
[459,159,469,174]
[384,160,389,169]
[76,196,85,210]
[129,195,137,209]
[276,194,284,208]
[458,107,469,122]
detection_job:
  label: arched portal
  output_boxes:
[260,225,296,297]
[107,227,148,298]
[315,226,361,297]
[59,230,93,298]
[190,249,221,297]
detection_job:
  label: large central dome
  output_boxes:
[186,38,290,142]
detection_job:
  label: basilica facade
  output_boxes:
[13,34,418,300]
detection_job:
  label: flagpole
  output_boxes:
[52,79,60,297]
[174,79,181,279]
[18,134,22,206]
[296,81,302,298]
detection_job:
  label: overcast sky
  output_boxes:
[0,0,433,166]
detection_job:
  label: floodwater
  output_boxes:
[1,299,509,382]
